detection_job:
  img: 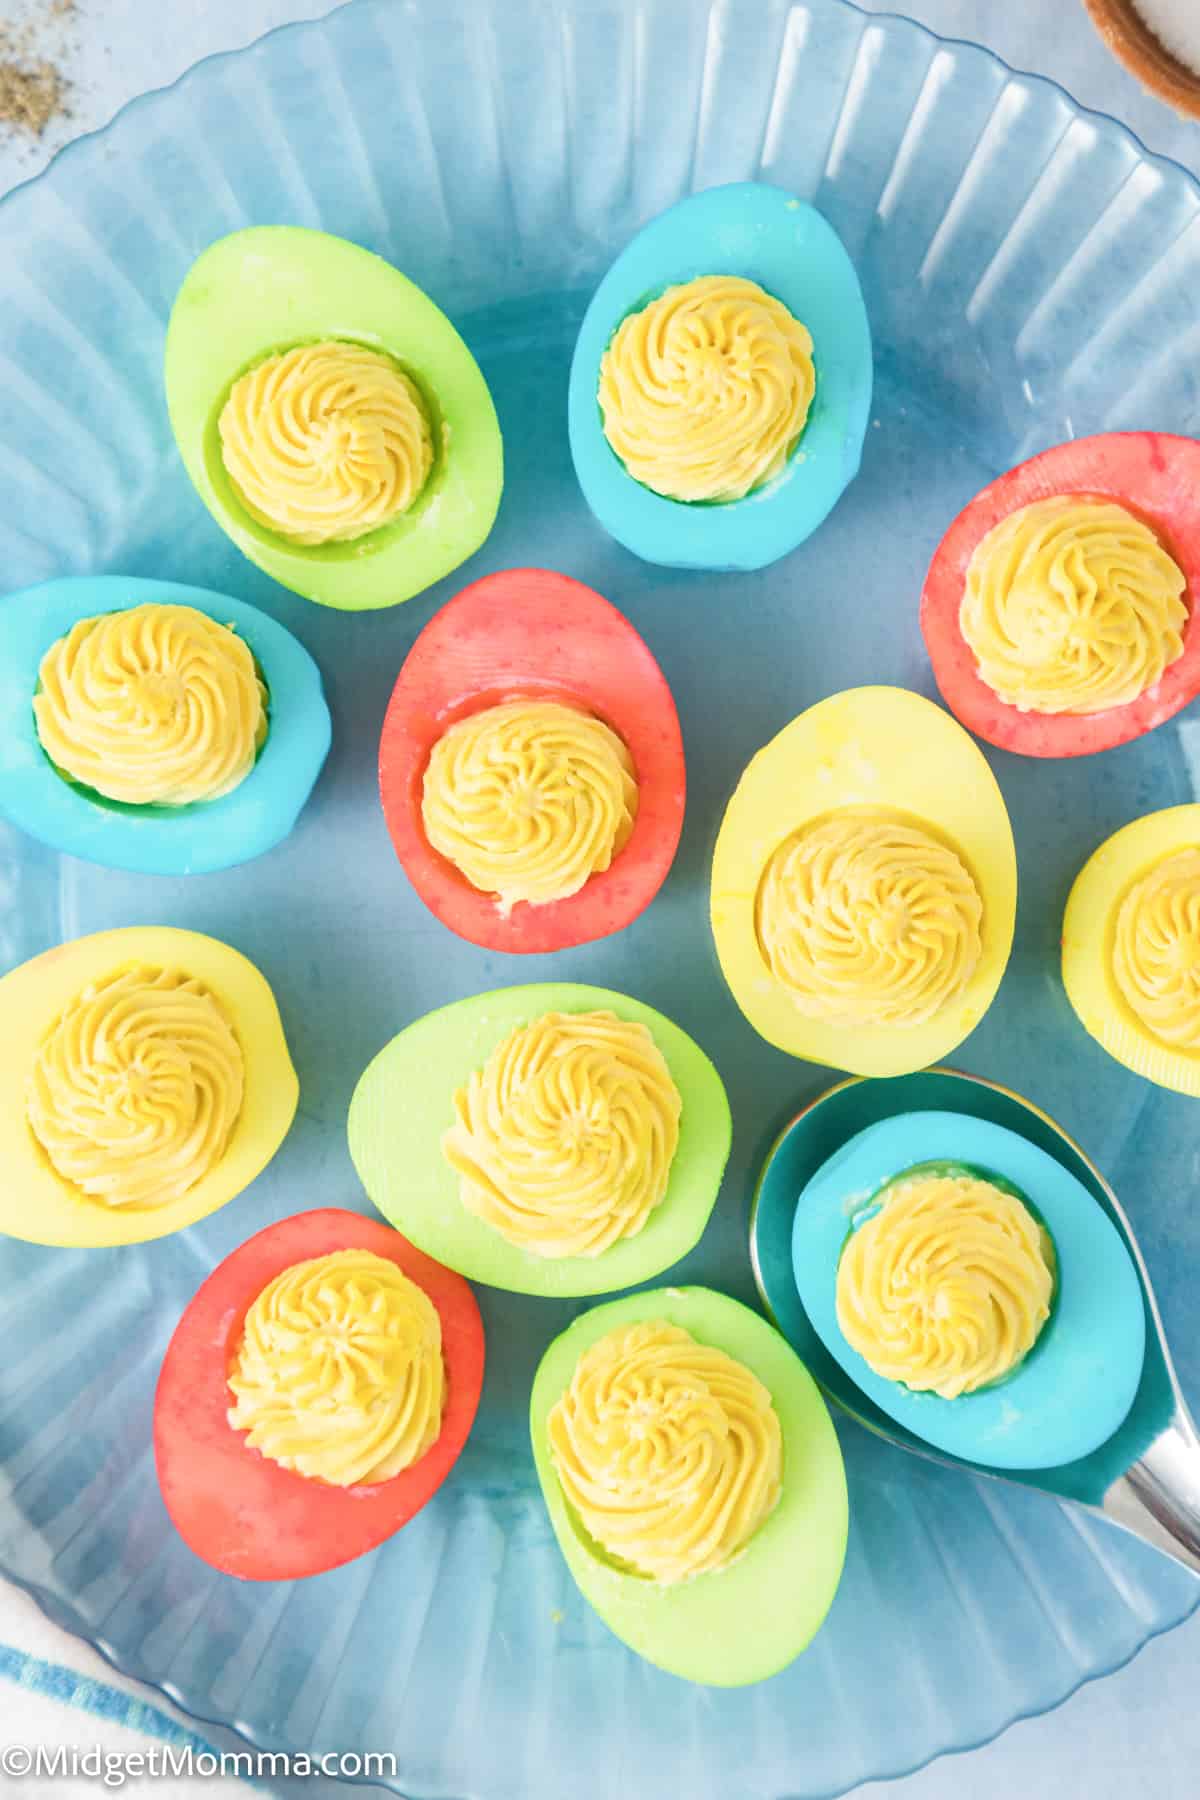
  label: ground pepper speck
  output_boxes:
[0,0,77,136]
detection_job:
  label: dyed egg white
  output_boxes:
[348,983,731,1298]
[530,1286,847,1685]
[568,182,872,571]
[0,575,330,875]
[710,686,1017,1077]
[791,1112,1146,1470]
[165,227,503,612]
[0,925,297,1249]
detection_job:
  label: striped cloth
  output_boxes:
[0,1579,247,1796]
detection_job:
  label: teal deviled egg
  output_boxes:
[568,182,872,571]
[0,576,330,874]
[791,1111,1146,1470]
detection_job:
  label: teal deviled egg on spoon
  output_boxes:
[752,1070,1200,1572]
[791,1111,1143,1470]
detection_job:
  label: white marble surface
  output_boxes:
[0,1,1197,1796]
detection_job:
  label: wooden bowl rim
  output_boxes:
[1083,0,1200,119]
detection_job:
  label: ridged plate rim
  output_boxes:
[1,0,1198,1794]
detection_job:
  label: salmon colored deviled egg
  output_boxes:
[379,569,685,952]
[155,1209,485,1580]
[921,432,1200,757]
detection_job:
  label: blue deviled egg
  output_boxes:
[0,576,330,875]
[791,1111,1145,1470]
[568,182,872,572]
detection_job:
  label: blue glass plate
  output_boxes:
[1,1,1198,1794]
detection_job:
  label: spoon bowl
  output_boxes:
[750,1067,1200,1572]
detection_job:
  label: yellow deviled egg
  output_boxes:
[710,687,1017,1076]
[0,927,296,1247]
[1063,804,1200,1095]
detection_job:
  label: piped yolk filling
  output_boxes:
[755,810,984,1028]
[836,1170,1055,1399]
[442,1009,681,1260]
[227,1247,446,1488]
[598,275,815,504]
[421,698,638,916]
[1112,848,1200,1050]
[960,495,1187,716]
[548,1319,782,1584]
[219,340,434,545]
[33,604,267,808]
[26,965,244,1210]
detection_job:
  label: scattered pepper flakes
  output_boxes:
[0,55,67,135]
[0,0,77,139]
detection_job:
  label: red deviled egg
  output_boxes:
[379,567,685,953]
[154,1208,484,1581]
[921,432,1200,757]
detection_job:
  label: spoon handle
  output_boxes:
[1103,1410,1200,1576]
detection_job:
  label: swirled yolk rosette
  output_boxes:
[547,1319,782,1583]
[755,811,984,1028]
[421,699,639,915]
[442,1010,681,1259]
[219,340,433,545]
[960,496,1187,716]
[226,1247,446,1488]
[33,604,267,807]
[26,965,244,1209]
[836,1172,1055,1399]
[598,275,815,503]
[1112,849,1200,1049]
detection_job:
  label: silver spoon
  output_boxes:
[749,1066,1200,1575]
